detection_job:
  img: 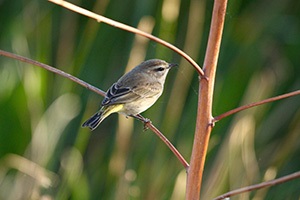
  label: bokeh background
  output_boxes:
[1,0,300,199]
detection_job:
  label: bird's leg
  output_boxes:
[130,114,151,130]
[130,114,149,122]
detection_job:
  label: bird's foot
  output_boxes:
[130,114,152,131]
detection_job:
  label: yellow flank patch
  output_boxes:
[101,104,124,119]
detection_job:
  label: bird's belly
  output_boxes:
[120,95,161,116]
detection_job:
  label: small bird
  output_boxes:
[82,59,177,130]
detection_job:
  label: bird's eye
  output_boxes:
[155,67,165,72]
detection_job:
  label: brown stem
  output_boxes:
[48,0,204,76]
[214,171,300,200]
[0,50,105,97]
[213,90,300,122]
[136,114,189,169]
[185,0,228,199]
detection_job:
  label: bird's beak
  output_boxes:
[168,63,178,69]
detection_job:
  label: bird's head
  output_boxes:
[138,59,177,80]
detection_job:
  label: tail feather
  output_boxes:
[82,112,103,130]
[82,104,124,131]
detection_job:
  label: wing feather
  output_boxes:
[102,74,162,106]
[102,82,138,106]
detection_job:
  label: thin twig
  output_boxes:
[137,114,189,169]
[213,90,300,122]
[214,171,300,200]
[48,0,204,77]
[0,50,105,96]
[0,49,189,168]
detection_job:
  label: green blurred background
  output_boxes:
[1,0,300,199]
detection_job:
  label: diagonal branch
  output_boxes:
[48,0,204,77]
[0,49,189,168]
[137,114,189,169]
[214,170,300,200]
[0,50,105,97]
[149,124,189,169]
[213,90,300,122]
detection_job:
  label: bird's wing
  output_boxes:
[102,82,162,106]
[131,82,162,98]
[102,82,139,106]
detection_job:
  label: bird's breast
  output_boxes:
[121,92,162,116]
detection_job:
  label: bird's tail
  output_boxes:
[82,111,104,131]
[82,104,124,131]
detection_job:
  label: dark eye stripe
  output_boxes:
[155,67,165,72]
